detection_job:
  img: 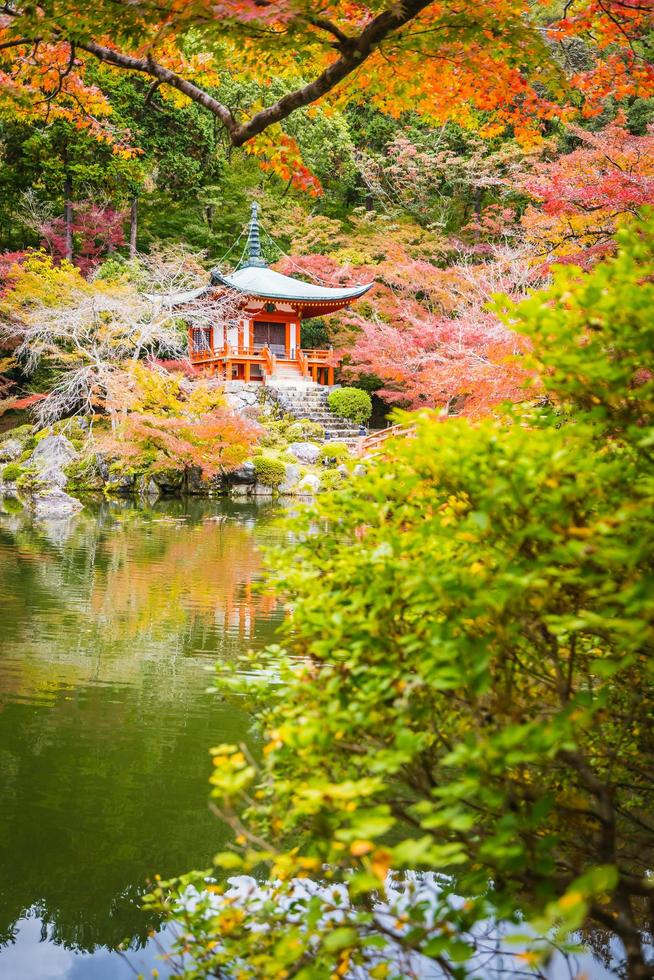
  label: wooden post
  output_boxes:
[249,320,254,352]
[311,364,318,383]
[244,361,251,383]
[225,359,231,381]
[285,320,291,358]
[327,365,335,386]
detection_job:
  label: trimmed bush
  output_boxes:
[2,462,23,482]
[253,455,286,489]
[327,387,372,425]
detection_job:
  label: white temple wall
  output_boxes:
[225,322,240,348]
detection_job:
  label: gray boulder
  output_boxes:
[297,473,321,495]
[230,483,252,496]
[135,475,161,499]
[251,483,274,497]
[26,434,78,488]
[32,487,83,519]
[289,442,321,465]
[230,460,256,485]
[0,438,23,463]
[279,463,300,494]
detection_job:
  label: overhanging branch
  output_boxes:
[75,0,434,147]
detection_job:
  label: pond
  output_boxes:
[0,496,285,979]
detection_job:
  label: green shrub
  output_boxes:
[327,387,372,425]
[253,455,286,489]
[319,469,344,492]
[2,462,23,482]
[260,418,293,448]
[318,441,351,467]
[286,420,325,442]
[153,218,654,977]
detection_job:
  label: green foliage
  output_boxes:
[153,218,654,977]
[285,420,325,442]
[328,386,372,425]
[1,462,23,482]
[253,455,286,489]
[318,441,351,466]
[319,469,344,492]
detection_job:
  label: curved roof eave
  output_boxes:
[144,284,212,306]
[210,266,373,303]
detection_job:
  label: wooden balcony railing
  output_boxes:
[188,336,336,385]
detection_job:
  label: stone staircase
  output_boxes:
[267,384,363,445]
[269,361,305,383]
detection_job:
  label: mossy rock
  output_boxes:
[0,424,34,445]
[286,420,325,442]
[15,467,40,493]
[152,467,185,491]
[2,462,24,482]
[64,456,105,492]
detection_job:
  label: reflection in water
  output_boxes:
[0,497,284,978]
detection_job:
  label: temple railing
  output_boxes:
[188,337,335,385]
[296,348,309,378]
[261,345,276,378]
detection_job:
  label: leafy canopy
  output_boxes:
[1,0,653,185]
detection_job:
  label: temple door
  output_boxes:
[253,321,287,357]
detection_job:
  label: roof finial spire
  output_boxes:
[244,201,267,268]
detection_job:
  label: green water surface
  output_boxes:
[0,496,284,979]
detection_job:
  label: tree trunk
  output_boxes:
[473,187,483,242]
[129,197,138,258]
[63,167,74,263]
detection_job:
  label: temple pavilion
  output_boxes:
[187,203,373,385]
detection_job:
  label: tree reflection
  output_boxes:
[0,498,283,954]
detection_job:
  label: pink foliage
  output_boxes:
[39,203,127,274]
[0,250,29,297]
[278,248,537,416]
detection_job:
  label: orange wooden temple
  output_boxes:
[187,204,373,385]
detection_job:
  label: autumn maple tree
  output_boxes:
[1,0,653,186]
[520,118,654,265]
